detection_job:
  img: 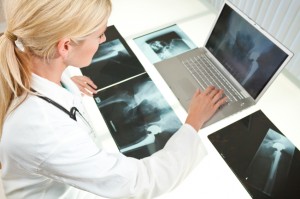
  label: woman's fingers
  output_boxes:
[71,76,98,96]
[80,76,97,89]
[185,86,227,131]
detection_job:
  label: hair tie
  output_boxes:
[15,38,25,52]
[4,31,17,42]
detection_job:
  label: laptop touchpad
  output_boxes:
[173,78,196,100]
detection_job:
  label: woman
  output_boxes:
[0,0,226,198]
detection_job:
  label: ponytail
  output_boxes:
[0,0,112,138]
[0,32,31,137]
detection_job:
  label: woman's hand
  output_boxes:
[185,86,227,131]
[71,75,97,96]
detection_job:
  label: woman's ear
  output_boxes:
[57,38,71,59]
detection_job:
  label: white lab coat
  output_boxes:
[0,71,207,199]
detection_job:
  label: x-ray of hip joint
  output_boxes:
[245,129,295,197]
[208,110,300,199]
[94,73,182,159]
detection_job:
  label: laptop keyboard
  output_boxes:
[182,54,244,102]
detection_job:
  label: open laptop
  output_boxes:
[154,1,293,127]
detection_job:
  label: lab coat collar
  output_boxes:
[31,72,81,111]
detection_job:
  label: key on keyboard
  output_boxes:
[182,54,244,102]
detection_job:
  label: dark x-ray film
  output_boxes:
[81,25,182,159]
[208,110,300,199]
[245,129,296,197]
[81,25,145,90]
[94,73,182,159]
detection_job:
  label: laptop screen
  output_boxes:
[206,4,288,99]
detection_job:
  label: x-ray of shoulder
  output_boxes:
[81,25,145,90]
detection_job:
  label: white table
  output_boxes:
[78,0,300,198]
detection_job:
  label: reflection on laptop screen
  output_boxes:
[206,4,288,99]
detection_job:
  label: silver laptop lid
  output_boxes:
[204,1,293,101]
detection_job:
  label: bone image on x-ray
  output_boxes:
[245,129,295,196]
[263,142,285,193]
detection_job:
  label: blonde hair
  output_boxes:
[0,0,112,136]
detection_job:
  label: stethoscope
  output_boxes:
[32,89,93,132]
[36,94,80,121]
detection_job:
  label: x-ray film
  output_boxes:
[208,110,300,199]
[82,25,182,159]
[245,129,295,197]
[134,24,197,63]
[94,73,182,159]
[81,25,145,90]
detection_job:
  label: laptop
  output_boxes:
[154,1,293,127]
